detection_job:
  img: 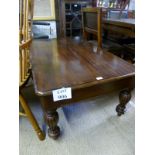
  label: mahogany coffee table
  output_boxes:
[30,38,135,139]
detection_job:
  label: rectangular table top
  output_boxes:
[30,38,134,96]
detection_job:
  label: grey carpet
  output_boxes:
[19,86,135,155]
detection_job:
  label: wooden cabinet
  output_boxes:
[65,2,87,37]
[55,0,93,37]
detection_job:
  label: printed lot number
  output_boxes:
[52,87,72,102]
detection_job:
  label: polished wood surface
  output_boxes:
[30,37,135,139]
[103,18,135,37]
[31,38,134,96]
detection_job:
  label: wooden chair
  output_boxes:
[82,7,102,48]
[19,0,45,140]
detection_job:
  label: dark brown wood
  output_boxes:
[39,77,134,110]
[103,18,135,38]
[30,38,135,139]
[116,89,132,116]
[82,7,102,47]
[40,94,60,139]
[44,109,60,139]
[31,38,134,94]
[102,18,135,63]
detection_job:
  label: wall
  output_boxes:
[33,0,55,20]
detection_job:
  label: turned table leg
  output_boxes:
[44,109,60,139]
[116,89,131,116]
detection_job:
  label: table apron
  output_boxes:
[39,76,135,110]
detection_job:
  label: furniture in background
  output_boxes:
[102,18,135,63]
[81,7,134,49]
[30,38,135,140]
[80,6,135,63]
[103,18,135,38]
[128,10,135,18]
[32,0,57,39]
[55,0,93,37]
[32,21,57,39]
[82,7,102,47]
[97,0,130,10]
[107,9,128,18]
[19,0,45,141]
[64,2,87,37]
[101,8,132,40]
[54,0,133,37]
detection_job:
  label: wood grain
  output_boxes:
[30,38,134,96]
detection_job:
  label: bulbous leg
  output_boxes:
[116,89,131,116]
[45,109,60,139]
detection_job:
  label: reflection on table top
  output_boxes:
[30,38,134,95]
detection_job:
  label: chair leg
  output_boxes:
[83,30,88,40]
[98,33,102,48]
[19,93,45,140]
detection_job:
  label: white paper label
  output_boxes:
[52,87,72,102]
[96,77,103,80]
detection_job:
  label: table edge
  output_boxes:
[33,72,135,96]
